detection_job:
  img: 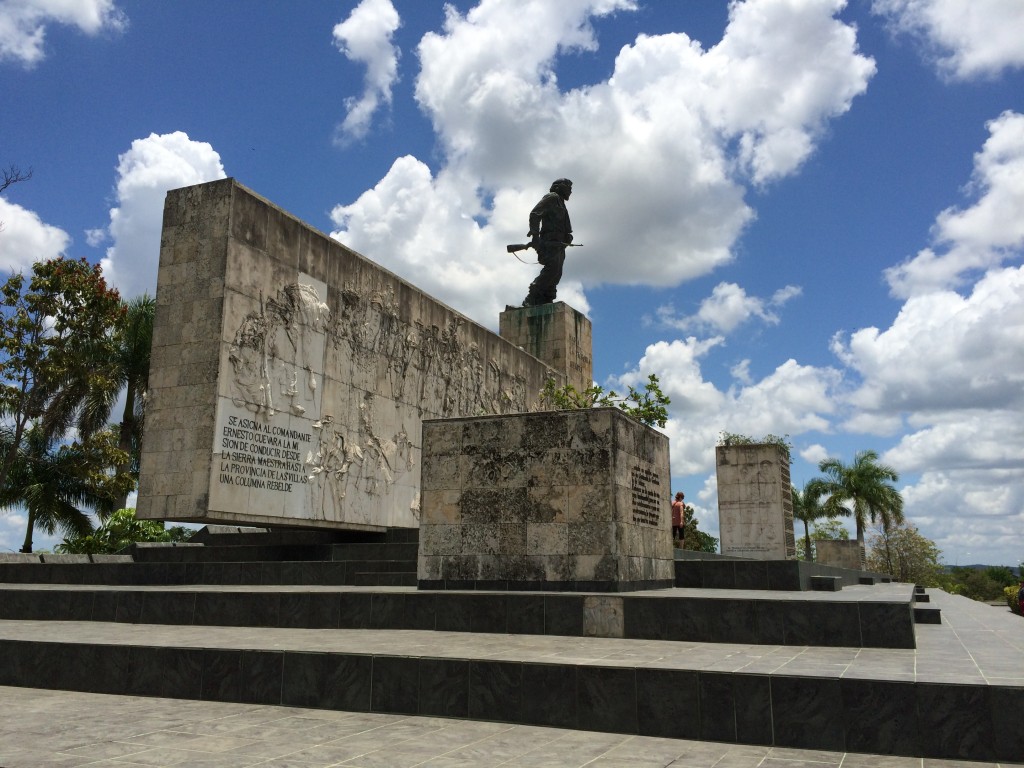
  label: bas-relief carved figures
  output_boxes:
[523,178,574,307]
[224,278,531,525]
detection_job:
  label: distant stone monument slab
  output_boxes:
[418,408,674,591]
[716,443,796,560]
[138,179,563,532]
[815,539,861,570]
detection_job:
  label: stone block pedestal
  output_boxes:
[716,444,796,560]
[499,302,592,393]
[418,408,673,591]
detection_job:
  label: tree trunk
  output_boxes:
[803,521,812,561]
[19,508,34,554]
[856,519,866,569]
[0,414,28,498]
[111,386,136,512]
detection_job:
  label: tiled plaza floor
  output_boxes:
[0,685,1017,768]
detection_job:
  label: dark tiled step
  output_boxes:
[331,542,418,562]
[0,587,917,648]
[0,634,1011,762]
[131,544,336,563]
[0,559,423,586]
[675,559,889,591]
[352,572,418,587]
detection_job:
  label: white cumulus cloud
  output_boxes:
[0,0,125,67]
[0,197,70,272]
[836,265,1024,419]
[799,443,829,465]
[610,339,839,478]
[333,0,401,142]
[885,111,1024,298]
[99,132,226,300]
[332,0,874,322]
[872,0,1024,80]
[657,281,802,334]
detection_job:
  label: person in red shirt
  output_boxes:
[671,491,685,544]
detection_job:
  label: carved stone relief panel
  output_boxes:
[141,180,558,531]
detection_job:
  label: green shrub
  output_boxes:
[57,508,193,554]
[1006,585,1021,616]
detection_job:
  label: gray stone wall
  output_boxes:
[716,444,796,560]
[138,179,559,531]
[418,408,674,591]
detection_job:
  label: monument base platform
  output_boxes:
[0,529,1017,761]
[0,572,1017,761]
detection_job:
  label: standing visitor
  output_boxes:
[671,491,685,545]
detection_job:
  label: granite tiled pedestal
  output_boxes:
[418,408,673,591]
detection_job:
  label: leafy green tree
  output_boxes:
[540,373,670,427]
[941,565,1019,602]
[0,426,132,553]
[792,480,829,561]
[44,295,154,509]
[865,521,941,585]
[816,450,904,568]
[680,503,718,553]
[0,258,122,492]
[57,507,193,554]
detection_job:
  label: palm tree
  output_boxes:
[0,428,110,553]
[816,450,904,568]
[43,295,154,510]
[792,479,829,561]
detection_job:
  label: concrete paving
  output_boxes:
[0,685,1017,767]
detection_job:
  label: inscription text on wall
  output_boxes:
[630,466,662,526]
[219,415,313,493]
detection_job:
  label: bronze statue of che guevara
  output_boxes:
[522,178,573,307]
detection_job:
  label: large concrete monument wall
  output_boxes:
[137,179,560,531]
[716,444,796,560]
[418,408,674,591]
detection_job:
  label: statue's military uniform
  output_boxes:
[523,179,573,307]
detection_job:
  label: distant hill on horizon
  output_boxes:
[941,563,1020,575]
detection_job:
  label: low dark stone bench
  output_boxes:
[810,576,843,592]
[914,605,941,624]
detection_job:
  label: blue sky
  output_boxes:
[1,0,1022,565]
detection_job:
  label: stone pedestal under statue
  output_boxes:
[499,302,592,393]
[418,408,673,592]
[716,443,796,560]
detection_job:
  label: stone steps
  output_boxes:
[0,584,917,648]
[0,617,1017,762]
